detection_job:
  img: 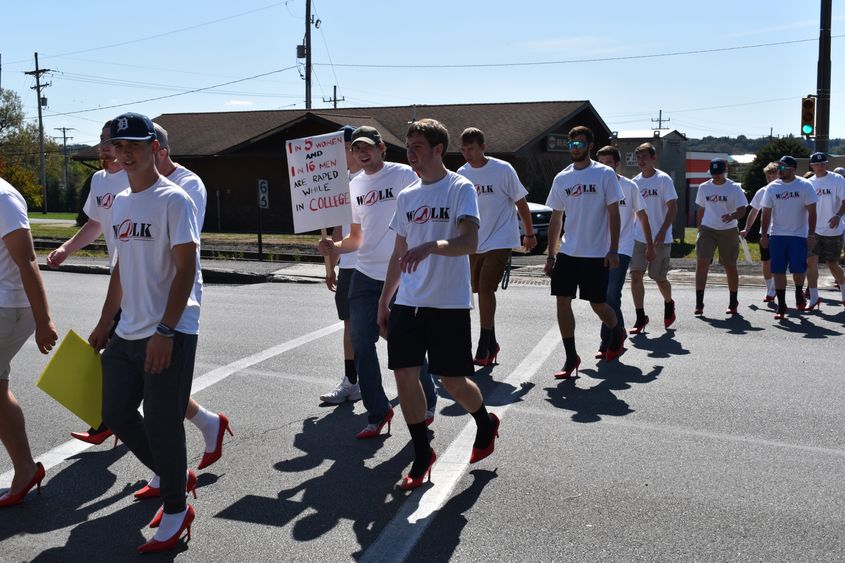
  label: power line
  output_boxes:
[314,35,841,69]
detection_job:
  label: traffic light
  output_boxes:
[801,97,816,137]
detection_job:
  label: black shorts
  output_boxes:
[387,305,474,377]
[550,253,609,303]
[334,268,353,320]
[760,245,770,262]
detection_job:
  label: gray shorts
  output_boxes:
[630,241,671,282]
[0,307,35,380]
[810,234,844,263]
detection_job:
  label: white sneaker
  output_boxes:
[320,377,361,404]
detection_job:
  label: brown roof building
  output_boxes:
[77,101,612,232]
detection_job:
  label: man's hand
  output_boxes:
[46,247,68,269]
[759,234,769,249]
[317,238,337,257]
[34,320,58,354]
[604,251,620,270]
[739,228,749,239]
[325,268,337,292]
[544,257,556,277]
[646,244,656,262]
[522,234,537,252]
[377,299,391,340]
[145,334,173,374]
[807,235,816,250]
[88,318,114,352]
[399,241,436,273]
[721,213,735,224]
[828,215,842,229]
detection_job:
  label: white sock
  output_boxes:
[766,278,775,295]
[148,474,160,488]
[840,286,845,302]
[153,506,189,541]
[809,288,819,302]
[189,407,220,452]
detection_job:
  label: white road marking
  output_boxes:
[0,322,343,488]
[360,324,562,563]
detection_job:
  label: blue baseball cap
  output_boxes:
[810,152,828,164]
[709,159,727,175]
[778,156,798,169]
[110,112,156,142]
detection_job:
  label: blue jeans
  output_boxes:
[348,270,436,424]
[600,253,631,348]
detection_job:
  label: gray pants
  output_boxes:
[102,333,197,513]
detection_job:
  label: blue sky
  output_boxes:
[2,1,843,149]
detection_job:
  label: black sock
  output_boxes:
[94,423,108,433]
[490,325,498,351]
[563,337,577,364]
[795,285,805,305]
[635,308,646,323]
[470,403,494,448]
[664,300,675,316]
[407,422,432,478]
[729,291,738,307]
[776,289,786,310]
[475,328,492,358]
[345,359,357,385]
[696,290,705,308]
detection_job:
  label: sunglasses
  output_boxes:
[567,140,587,150]
[777,165,790,171]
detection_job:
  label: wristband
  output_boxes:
[546,256,556,262]
[524,234,536,238]
[155,322,175,338]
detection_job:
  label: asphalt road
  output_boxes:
[1,271,844,562]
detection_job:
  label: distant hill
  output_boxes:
[687,135,844,155]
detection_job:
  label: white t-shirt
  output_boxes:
[110,176,201,339]
[810,172,845,236]
[750,184,772,234]
[695,179,748,230]
[457,157,528,253]
[82,169,129,266]
[350,162,418,281]
[761,177,818,237]
[338,169,363,270]
[618,176,646,257]
[389,171,479,309]
[545,161,624,258]
[633,169,678,244]
[166,165,207,230]
[0,178,30,308]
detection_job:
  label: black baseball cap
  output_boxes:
[778,156,798,169]
[351,126,382,146]
[110,113,156,142]
[810,152,828,164]
[709,159,727,175]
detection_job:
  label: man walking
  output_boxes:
[378,118,498,490]
[318,126,437,439]
[760,156,818,319]
[628,143,678,332]
[88,113,201,552]
[804,152,845,309]
[595,145,654,358]
[545,127,625,378]
[457,127,535,366]
[693,159,748,315]
[741,162,779,302]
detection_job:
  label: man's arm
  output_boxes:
[4,228,57,353]
[515,198,536,252]
[89,260,124,351]
[377,234,408,339]
[695,206,705,228]
[806,203,817,248]
[47,219,103,268]
[828,200,845,229]
[606,202,620,269]
[318,223,362,257]
[399,218,478,274]
[636,210,656,261]
[545,209,564,277]
[741,207,760,238]
[760,207,772,248]
[145,242,197,374]
[723,205,746,224]
[657,199,678,243]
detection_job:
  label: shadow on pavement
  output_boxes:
[544,374,634,423]
[696,312,764,335]
[437,364,535,418]
[773,314,844,338]
[628,329,689,358]
[215,405,414,553]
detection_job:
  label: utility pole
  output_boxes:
[53,127,75,194]
[24,52,51,214]
[322,85,344,109]
[651,110,669,130]
[815,0,832,153]
[305,0,312,109]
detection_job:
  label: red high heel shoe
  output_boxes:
[197,413,233,470]
[774,307,788,320]
[355,408,394,439]
[804,299,821,311]
[134,470,198,500]
[470,413,500,464]
[725,302,739,315]
[629,316,649,334]
[553,356,581,379]
[594,350,605,360]
[399,450,437,490]
[70,428,118,449]
[763,294,776,303]
[0,462,45,508]
[137,505,195,553]
[474,344,500,367]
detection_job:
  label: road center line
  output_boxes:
[360,324,562,563]
[0,321,344,488]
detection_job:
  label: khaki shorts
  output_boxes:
[696,226,740,265]
[630,240,671,282]
[470,248,511,293]
[0,307,35,380]
[809,234,844,263]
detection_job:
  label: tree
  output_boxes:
[0,89,24,139]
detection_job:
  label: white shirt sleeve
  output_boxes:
[389,194,408,238]
[167,193,200,248]
[0,192,28,237]
[456,182,480,225]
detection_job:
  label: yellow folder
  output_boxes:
[36,330,103,429]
